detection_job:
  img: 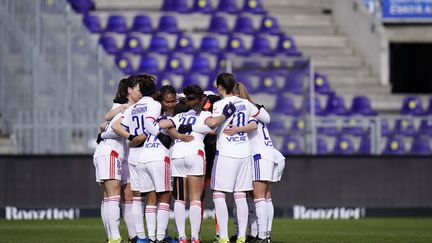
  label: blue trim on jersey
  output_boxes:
[253,154,262,180]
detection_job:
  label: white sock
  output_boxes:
[266,198,274,238]
[254,198,267,239]
[213,192,228,238]
[101,199,110,239]
[107,195,121,239]
[122,202,136,239]
[248,196,258,237]
[234,192,248,238]
[190,200,202,240]
[156,203,170,241]
[145,205,157,241]
[174,200,186,239]
[132,197,146,239]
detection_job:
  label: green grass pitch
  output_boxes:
[1,218,432,243]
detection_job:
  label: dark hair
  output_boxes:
[114,78,129,100]
[131,74,156,97]
[183,85,204,101]
[173,100,190,116]
[216,72,236,94]
[155,85,177,102]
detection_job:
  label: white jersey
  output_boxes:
[170,110,213,159]
[212,96,260,158]
[94,112,126,160]
[248,114,274,162]
[121,97,168,164]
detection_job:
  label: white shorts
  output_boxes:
[129,163,141,192]
[211,154,253,193]
[94,150,122,182]
[272,158,285,183]
[252,154,274,182]
[121,161,130,185]
[136,157,172,193]
[172,152,206,178]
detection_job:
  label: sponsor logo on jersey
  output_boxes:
[145,142,161,148]
[235,104,246,112]
[226,135,247,142]
[293,205,364,220]
[265,141,273,147]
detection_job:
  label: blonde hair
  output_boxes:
[233,82,254,103]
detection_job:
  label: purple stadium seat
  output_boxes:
[182,73,210,88]
[115,55,135,75]
[351,96,377,116]
[199,36,220,54]
[290,119,306,134]
[427,97,432,114]
[190,55,212,74]
[233,16,255,35]
[157,73,175,88]
[83,14,103,33]
[259,74,278,94]
[276,34,301,56]
[161,0,175,11]
[284,71,304,94]
[205,72,219,93]
[172,0,190,13]
[314,73,332,94]
[281,135,303,155]
[401,96,425,116]
[316,137,328,155]
[157,15,180,33]
[410,136,431,155]
[225,35,248,55]
[236,72,259,94]
[99,35,119,54]
[131,15,153,33]
[302,97,327,116]
[148,35,170,54]
[165,54,185,74]
[380,119,391,137]
[193,0,213,13]
[358,135,372,154]
[267,119,285,133]
[208,15,230,34]
[419,119,432,136]
[333,136,355,155]
[259,16,281,35]
[138,55,160,74]
[273,96,299,116]
[250,35,274,56]
[242,0,266,14]
[393,118,416,136]
[317,120,339,136]
[106,15,128,33]
[68,0,94,13]
[341,118,366,136]
[217,0,239,13]
[122,35,144,54]
[175,34,195,54]
[383,136,406,155]
[325,95,351,116]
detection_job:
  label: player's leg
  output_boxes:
[121,160,138,242]
[265,185,274,243]
[104,179,122,242]
[129,163,147,242]
[233,157,254,243]
[212,155,238,243]
[187,153,205,242]
[172,157,188,242]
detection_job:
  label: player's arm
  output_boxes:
[143,103,173,148]
[205,102,236,129]
[168,127,194,142]
[111,116,145,142]
[224,120,258,136]
[104,103,129,121]
[252,104,270,124]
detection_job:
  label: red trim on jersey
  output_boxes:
[164,156,170,164]
[204,116,213,123]
[252,109,260,118]
[146,116,156,121]
[164,157,170,191]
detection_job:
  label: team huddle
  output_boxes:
[93,73,285,243]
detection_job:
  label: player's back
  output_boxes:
[213,96,259,158]
[94,112,126,159]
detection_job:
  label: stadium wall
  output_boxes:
[1,155,431,219]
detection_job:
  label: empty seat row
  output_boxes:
[83,14,283,36]
[401,96,432,116]
[162,0,267,15]
[100,33,300,57]
[278,135,431,155]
